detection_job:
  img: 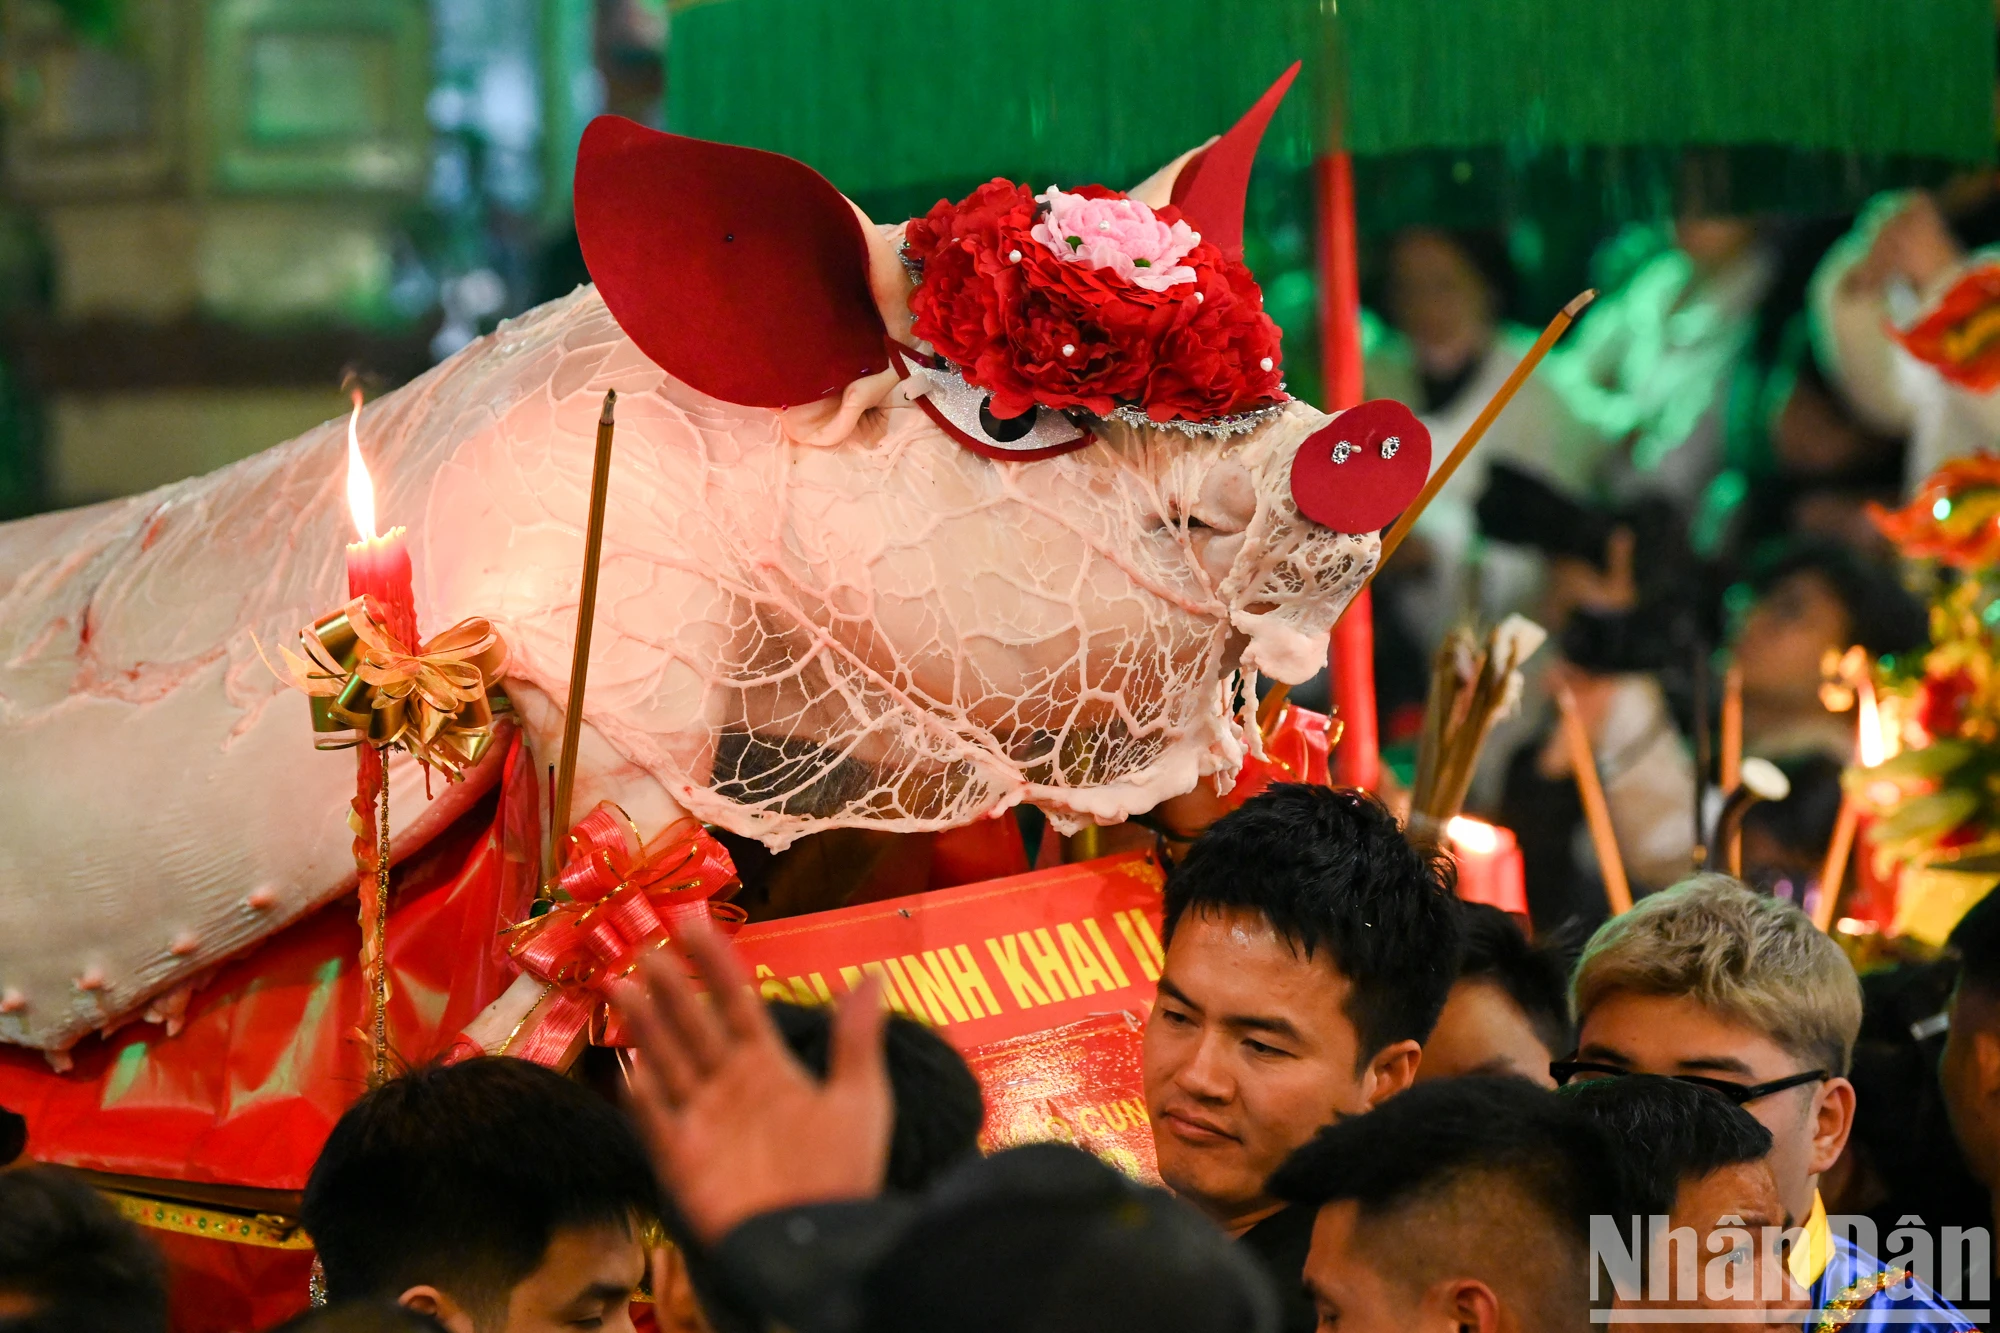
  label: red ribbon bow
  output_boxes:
[502,804,743,1068]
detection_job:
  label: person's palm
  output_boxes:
[615,924,892,1245]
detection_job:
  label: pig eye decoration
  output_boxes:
[886,343,1094,462]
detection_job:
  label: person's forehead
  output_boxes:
[1165,908,1352,1009]
[1306,1199,1368,1273]
[1674,1161,1783,1228]
[1577,989,1798,1071]
[531,1219,647,1288]
[1448,977,1536,1025]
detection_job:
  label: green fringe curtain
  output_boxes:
[1343,0,1993,162]
[667,0,1336,198]
[667,0,1994,200]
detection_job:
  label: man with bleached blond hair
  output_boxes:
[1560,874,1974,1331]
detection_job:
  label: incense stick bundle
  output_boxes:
[1408,615,1548,829]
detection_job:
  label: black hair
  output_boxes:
[1163,784,1463,1058]
[1559,1075,1773,1220]
[1387,225,1521,315]
[1456,902,1573,1058]
[1748,539,1928,660]
[0,1165,169,1333]
[267,1304,445,1333]
[868,1144,1277,1333]
[0,1100,23,1166]
[300,1057,658,1315]
[1949,887,2000,1000]
[769,1002,984,1193]
[1267,1076,1621,1253]
[1738,753,1845,865]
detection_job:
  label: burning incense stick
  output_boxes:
[1259,290,1595,737]
[1720,661,1744,873]
[553,391,618,847]
[1375,289,1595,568]
[1556,682,1633,915]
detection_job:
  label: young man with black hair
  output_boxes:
[1416,902,1570,1086]
[1143,784,1463,1328]
[1565,1074,1805,1330]
[0,1164,168,1333]
[610,917,1279,1333]
[301,1057,659,1333]
[1266,1076,1620,1333]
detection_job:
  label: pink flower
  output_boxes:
[1030,185,1200,292]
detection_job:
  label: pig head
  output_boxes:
[0,70,1420,1051]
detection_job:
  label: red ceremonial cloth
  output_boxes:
[0,735,539,1333]
[0,750,1168,1329]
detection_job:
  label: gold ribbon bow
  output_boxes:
[272,595,509,778]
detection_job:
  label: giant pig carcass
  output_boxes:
[0,69,1428,1058]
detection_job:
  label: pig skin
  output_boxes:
[0,286,1374,1051]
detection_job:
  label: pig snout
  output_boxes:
[1216,407,1380,684]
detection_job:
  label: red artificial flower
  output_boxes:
[1893,264,2000,393]
[1918,668,1977,740]
[904,180,1283,423]
[1870,453,2000,568]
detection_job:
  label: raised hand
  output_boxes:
[612,919,893,1245]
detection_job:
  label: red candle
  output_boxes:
[342,393,417,646]
[1446,816,1527,916]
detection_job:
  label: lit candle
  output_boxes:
[1448,808,1520,912]
[1446,815,1526,916]
[1815,664,1885,932]
[343,390,417,647]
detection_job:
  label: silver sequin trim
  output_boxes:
[1101,400,1290,439]
[1330,440,1354,464]
[1380,435,1400,459]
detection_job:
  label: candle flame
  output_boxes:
[345,390,376,542]
[1446,815,1499,854]
[1856,673,1885,768]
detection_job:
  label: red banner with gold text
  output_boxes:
[731,852,1165,1049]
[730,851,1166,1180]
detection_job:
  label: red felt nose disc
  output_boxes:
[1289,400,1432,534]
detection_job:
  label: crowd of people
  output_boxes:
[1321,180,1992,930]
[7,168,2000,1331]
[5,783,1999,1332]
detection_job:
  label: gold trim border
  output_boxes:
[100,1188,313,1251]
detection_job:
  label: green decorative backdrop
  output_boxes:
[668,0,1335,199]
[1342,0,1994,162]
[668,0,1994,199]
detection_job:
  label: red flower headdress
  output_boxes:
[897,179,1287,459]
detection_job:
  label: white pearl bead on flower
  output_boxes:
[1195,292,1205,303]
[1098,220,1112,232]
[1260,357,1274,371]
[1062,343,1076,356]
[1008,249,1022,263]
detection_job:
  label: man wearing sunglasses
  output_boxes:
[1561,875,1973,1332]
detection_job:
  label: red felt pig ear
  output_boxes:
[1169,63,1300,261]
[575,116,889,409]
[1290,400,1432,535]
